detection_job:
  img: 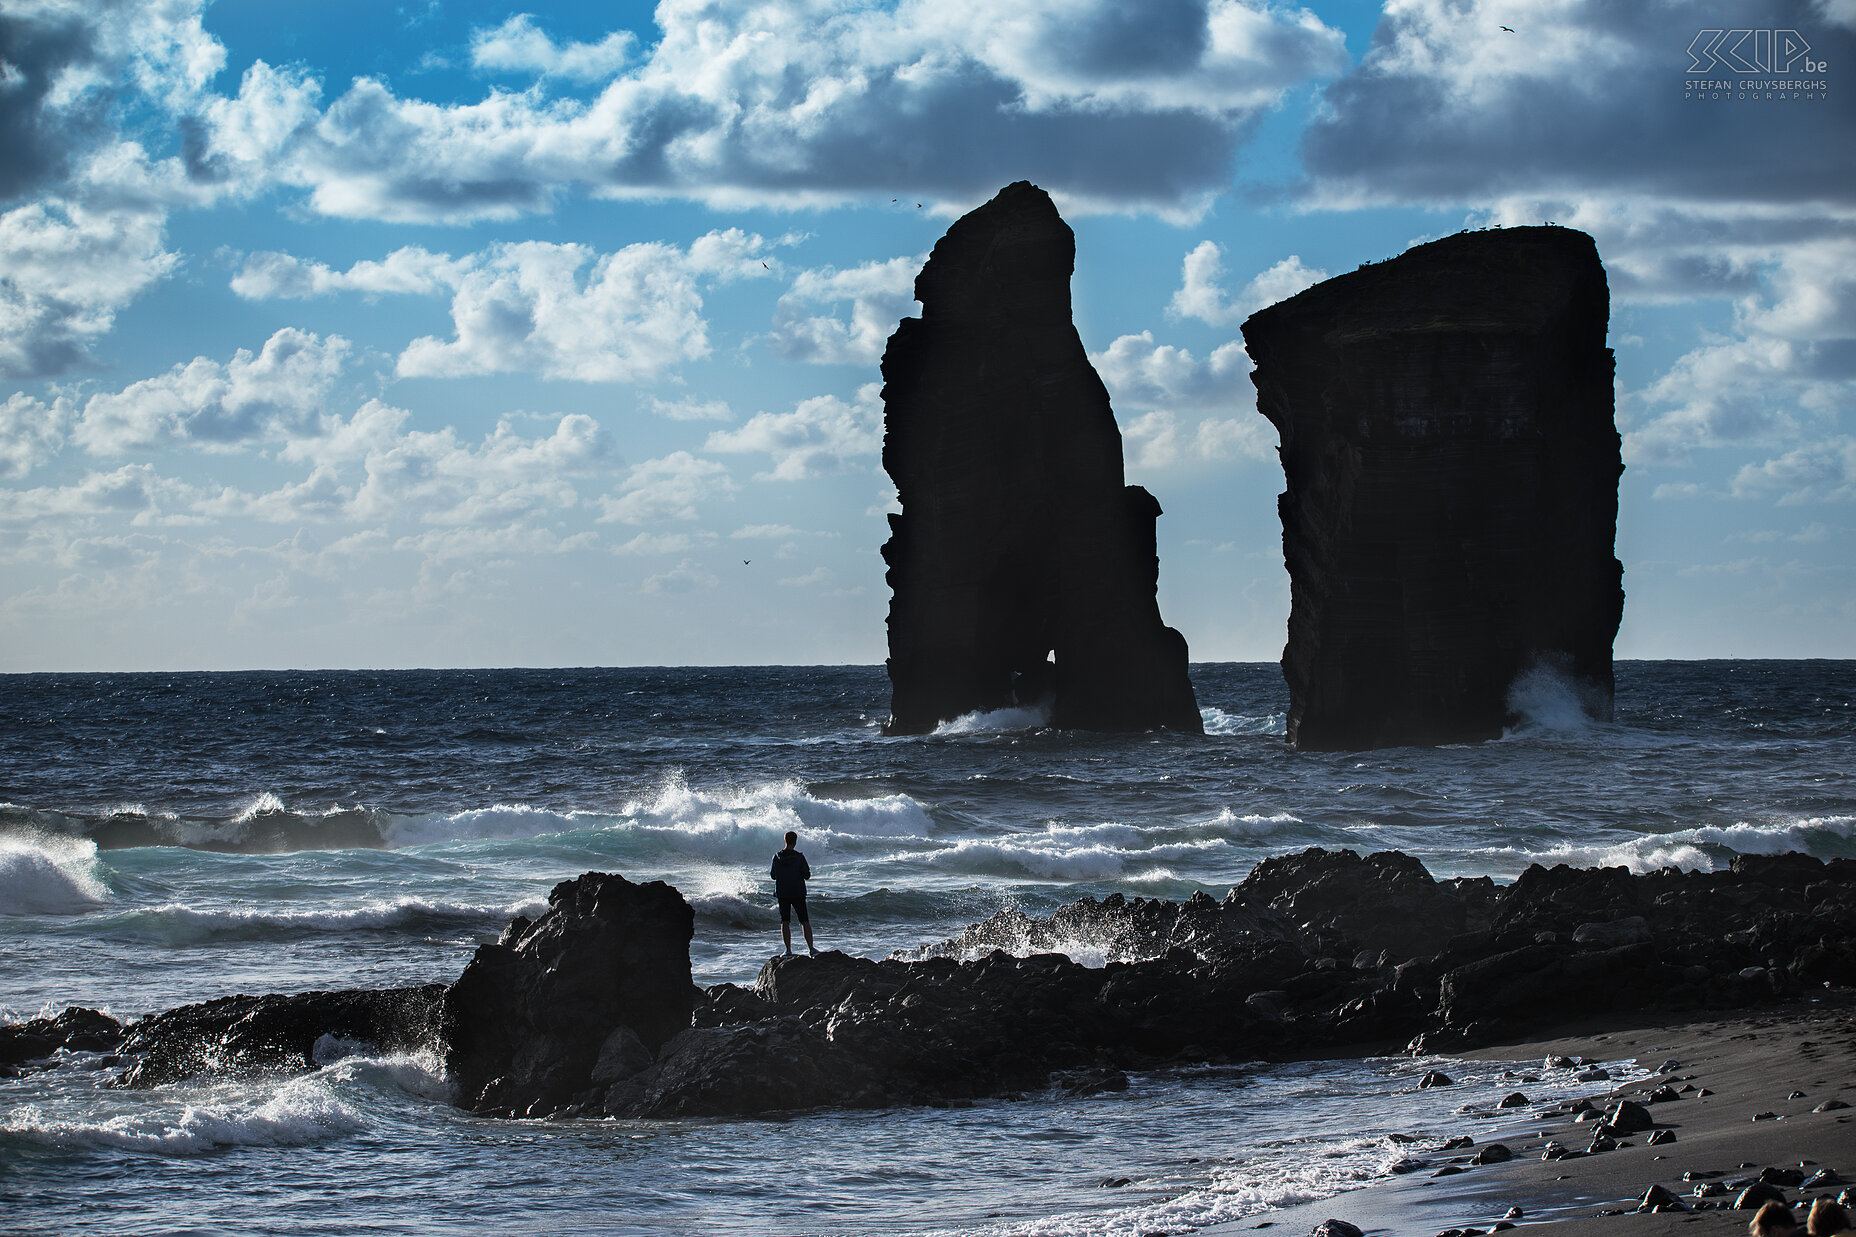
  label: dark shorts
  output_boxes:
[778,893,808,925]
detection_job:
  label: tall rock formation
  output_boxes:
[1242,227,1623,750]
[880,181,1201,734]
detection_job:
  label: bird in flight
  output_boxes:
[743,559,751,566]
[1500,24,1514,31]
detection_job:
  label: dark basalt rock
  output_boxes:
[878,180,1201,735]
[0,1006,122,1067]
[1242,227,1623,750]
[443,871,694,1117]
[96,845,1856,1121]
[116,985,444,1088]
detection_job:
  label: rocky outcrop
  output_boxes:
[1242,227,1624,750]
[879,181,1201,735]
[51,849,1855,1117]
[470,849,1856,1119]
[114,985,444,1087]
[442,871,694,1117]
[0,1006,121,1074]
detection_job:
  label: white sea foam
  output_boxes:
[923,835,1231,883]
[1473,813,1856,875]
[317,1047,453,1103]
[1206,807,1303,836]
[1200,706,1288,737]
[233,792,288,823]
[0,835,112,916]
[108,895,544,938]
[1503,660,1607,735]
[932,702,1052,736]
[618,774,936,858]
[2,1075,365,1155]
[385,803,599,847]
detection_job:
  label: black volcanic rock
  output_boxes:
[1242,227,1623,750]
[443,871,694,1116]
[0,1006,122,1067]
[97,848,1856,1119]
[116,986,443,1087]
[879,181,1201,735]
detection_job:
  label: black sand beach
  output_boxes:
[1231,1003,1856,1237]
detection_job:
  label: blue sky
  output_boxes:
[1,0,1850,670]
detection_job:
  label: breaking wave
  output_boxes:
[0,1049,448,1156]
[1470,814,1856,874]
[932,703,1053,736]
[0,835,112,916]
[94,896,547,943]
[1200,706,1287,737]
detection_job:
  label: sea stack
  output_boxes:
[1242,227,1623,750]
[879,181,1201,735]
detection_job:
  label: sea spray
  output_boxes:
[0,834,113,915]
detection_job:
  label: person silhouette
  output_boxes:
[770,830,817,957]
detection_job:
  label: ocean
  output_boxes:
[2,660,1852,1234]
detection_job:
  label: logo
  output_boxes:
[1686,29,1825,73]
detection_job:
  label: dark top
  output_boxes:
[770,848,811,899]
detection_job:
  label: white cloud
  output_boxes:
[1301,0,1852,211]
[642,557,718,595]
[278,398,410,465]
[0,1,240,376]
[392,523,598,564]
[349,412,608,525]
[470,14,636,82]
[1730,438,1856,504]
[647,396,733,422]
[199,406,612,527]
[613,530,719,556]
[768,257,920,364]
[0,199,179,378]
[0,463,199,526]
[0,392,72,478]
[1728,523,1833,545]
[1121,408,1274,470]
[196,0,1347,223]
[1092,330,1254,411]
[731,523,824,539]
[1621,236,1856,466]
[705,382,883,480]
[1169,243,1326,325]
[230,246,469,300]
[778,566,834,588]
[75,329,351,454]
[599,451,736,524]
[396,231,771,382]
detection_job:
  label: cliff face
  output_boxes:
[880,181,1201,734]
[1241,227,1623,750]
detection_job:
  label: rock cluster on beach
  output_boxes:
[1242,227,1625,750]
[878,181,1201,735]
[16,846,1853,1126]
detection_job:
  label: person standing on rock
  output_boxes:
[770,830,818,957]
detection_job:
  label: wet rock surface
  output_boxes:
[878,180,1200,735]
[497,846,1856,1118]
[114,986,444,1088]
[1242,227,1623,750]
[28,846,1855,1118]
[0,1007,122,1072]
[443,871,694,1116]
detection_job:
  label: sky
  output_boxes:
[0,0,1851,671]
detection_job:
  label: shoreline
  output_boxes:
[1219,1000,1856,1237]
